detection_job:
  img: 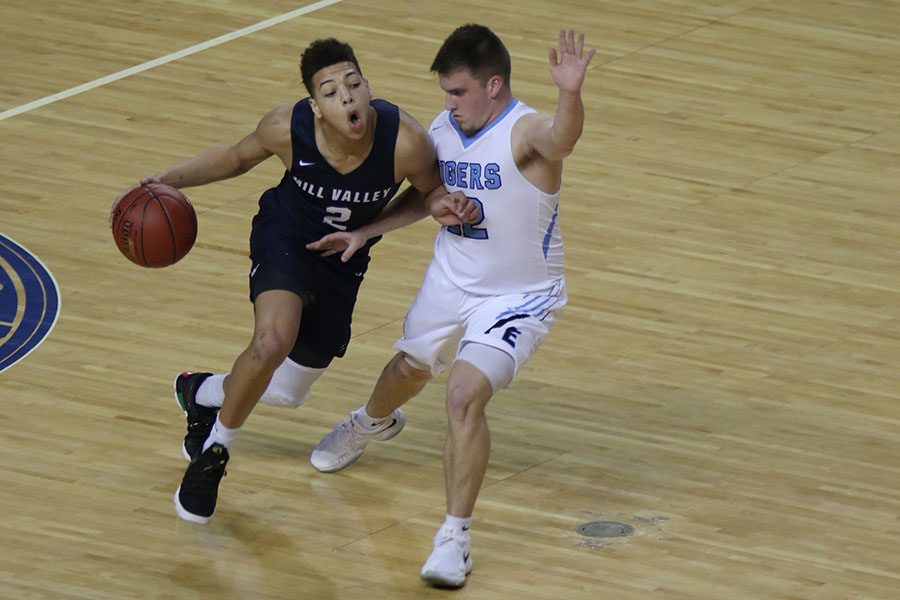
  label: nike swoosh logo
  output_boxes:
[297,160,316,167]
[372,418,397,429]
[463,552,470,562]
[249,264,260,278]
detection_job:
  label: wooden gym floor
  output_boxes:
[1,1,898,598]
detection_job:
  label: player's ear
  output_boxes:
[309,97,321,118]
[364,78,373,100]
[488,75,502,98]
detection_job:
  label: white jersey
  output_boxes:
[428,99,564,295]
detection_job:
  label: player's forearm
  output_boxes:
[549,90,585,157]
[157,145,249,189]
[356,185,432,239]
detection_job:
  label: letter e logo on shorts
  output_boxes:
[502,327,521,348]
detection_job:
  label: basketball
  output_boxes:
[111,183,197,268]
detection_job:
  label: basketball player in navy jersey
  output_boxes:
[114,38,479,525]
[306,26,595,587]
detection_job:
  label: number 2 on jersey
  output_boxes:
[324,206,352,230]
[447,197,488,240]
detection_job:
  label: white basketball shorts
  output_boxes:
[395,260,567,378]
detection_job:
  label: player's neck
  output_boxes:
[480,92,514,133]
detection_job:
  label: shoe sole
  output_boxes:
[173,486,213,525]
[310,449,365,473]
[420,559,473,588]
[172,373,193,461]
[419,572,465,589]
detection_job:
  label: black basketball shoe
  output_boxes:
[173,371,216,460]
[174,442,229,524]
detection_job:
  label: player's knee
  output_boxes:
[392,352,432,382]
[445,383,483,424]
[248,328,294,369]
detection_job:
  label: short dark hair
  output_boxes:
[430,24,511,86]
[299,38,363,96]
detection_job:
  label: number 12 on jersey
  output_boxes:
[447,197,488,240]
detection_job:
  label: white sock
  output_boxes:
[202,415,240,452]
[352,406,385,429]
[442,514,472,534]
[196,374,226,408]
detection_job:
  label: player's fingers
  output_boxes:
[576,32,585,57]
[568,29,576,54]
[341,242,362,263]
[559,29,566,54]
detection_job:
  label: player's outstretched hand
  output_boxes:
[431,191,481,226]
[306,230,367,263]
[549,29,596,94]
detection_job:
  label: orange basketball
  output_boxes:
[111,183,197,268]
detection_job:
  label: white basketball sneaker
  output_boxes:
[420,525,474,588]
[310,408,405,472]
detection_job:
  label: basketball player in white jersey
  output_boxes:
[306,25,595,588]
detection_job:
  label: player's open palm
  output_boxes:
[549,29,596,94]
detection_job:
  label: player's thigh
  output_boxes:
[251,289,303,358]
[462,290,565,375]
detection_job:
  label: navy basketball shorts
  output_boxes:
[249,203,368,367]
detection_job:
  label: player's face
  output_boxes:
[309,62,372,138]
[439,68,496,136]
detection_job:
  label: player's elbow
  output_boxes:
[555,142,577,160]
[548,129,581,160]
[542,143,575,162]
[227,148,257,177]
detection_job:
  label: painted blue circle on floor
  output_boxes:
[0,234,61,372]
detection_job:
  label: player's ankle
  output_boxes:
[352,407,385,429]
[442,514,472,535]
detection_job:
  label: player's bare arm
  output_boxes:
[514,30,595,169]
[396,110,443,200]
[396,111,479,224]
[109,105,292,227]
[153,104,293,189]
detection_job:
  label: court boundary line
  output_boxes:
[0,0,345,122]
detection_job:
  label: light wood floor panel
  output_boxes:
[1,0,898,598]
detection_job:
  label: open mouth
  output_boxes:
[348,110,362,130]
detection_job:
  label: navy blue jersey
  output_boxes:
[248,98,403,359]
[253,98,401,270]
